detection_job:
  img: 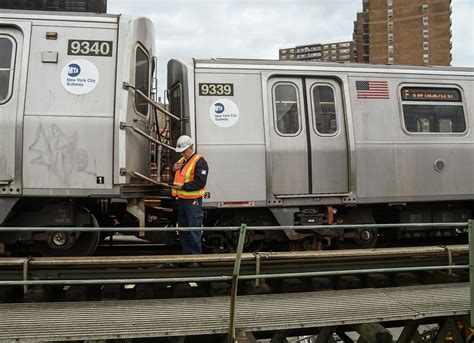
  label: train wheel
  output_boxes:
[35,209,100,257]
[36,231,100,257]
[335,227,378,250]
[353,227,378,248]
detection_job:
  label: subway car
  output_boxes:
[167,58,473,250]
[0,8,158,255]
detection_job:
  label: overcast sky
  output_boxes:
[108,0,473,96]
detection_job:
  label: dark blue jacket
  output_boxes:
[181,153,209,192]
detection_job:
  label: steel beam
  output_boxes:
[352,323,392,343]
[315,326,336,343]
[234,330,257,343]
[434,318,464,343]
[397,320,421,343]
[270,330,289,343]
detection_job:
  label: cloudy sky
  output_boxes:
[108,0,473,95]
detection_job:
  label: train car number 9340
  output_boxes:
[68,40,113,57]
[199,83,234,96]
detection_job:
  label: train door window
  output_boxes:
[170,83,182,118]
[0,36,15,104]
[312,84,338,135]
[401,86,466,134]
[272,83,301,135]
[170,82,187,137]
[134,45,150,116]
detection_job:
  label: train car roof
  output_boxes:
[0,9,119,23]
[184,58,473,77]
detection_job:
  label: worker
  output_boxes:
[171,135,209,254]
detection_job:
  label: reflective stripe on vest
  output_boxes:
[172,154,206,199]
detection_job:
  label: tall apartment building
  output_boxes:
[356,0,452,65]
[353,1,370,63]
[279,41,356,63]
[280,0,452,66]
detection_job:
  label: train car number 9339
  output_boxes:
[199,83,234,96]
[68,40,113,57]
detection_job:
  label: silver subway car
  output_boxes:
[0,10,156,255]
[168,59,473,249]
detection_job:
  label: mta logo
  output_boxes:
[214,103,225,114]
[67,64,81,77]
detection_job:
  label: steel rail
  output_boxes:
[0,245,468,266]
[238,265,469,280]
[0,264,467,287]
[0,254,465,286]
[0,222,468,232]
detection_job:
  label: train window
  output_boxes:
[273,83,300,135]
[403,105,465,133]
[312,85,338,135]
[170,83,182,118]
[0,36,15,104]
[401,86,466,134]
[134,45,150,116]
[169,83,184,146]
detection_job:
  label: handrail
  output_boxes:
[129,171,174,189]
[229,224,246,343]
[122,81,181,122]
[0,222,468,232]
[120,121,176,152]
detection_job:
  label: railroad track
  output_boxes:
[0,245,468,303]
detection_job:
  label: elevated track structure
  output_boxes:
[0,221,472,342]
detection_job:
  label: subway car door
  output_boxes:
[268,78,309,195]
[0,27,24,193]
[305,79,348,194]
[268,77,348,196]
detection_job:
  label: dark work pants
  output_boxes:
[177,198,203,254]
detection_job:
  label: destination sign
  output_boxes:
[401,87,462,102]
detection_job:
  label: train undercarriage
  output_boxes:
[0,197,471,257]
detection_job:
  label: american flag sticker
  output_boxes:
[356,80,390,99]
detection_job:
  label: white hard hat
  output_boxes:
[175,135,194,153]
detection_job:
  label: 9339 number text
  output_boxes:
[199,83,234,96]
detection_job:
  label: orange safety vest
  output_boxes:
[172,154,206,199]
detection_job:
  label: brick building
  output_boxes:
[357,0,452,65]
[279,41,356,63]
[280,0,452,66]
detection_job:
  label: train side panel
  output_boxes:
[194,70,267,205]
[350,74,474,203]
[22,20,117,192]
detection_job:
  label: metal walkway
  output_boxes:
[0,283,469,342]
